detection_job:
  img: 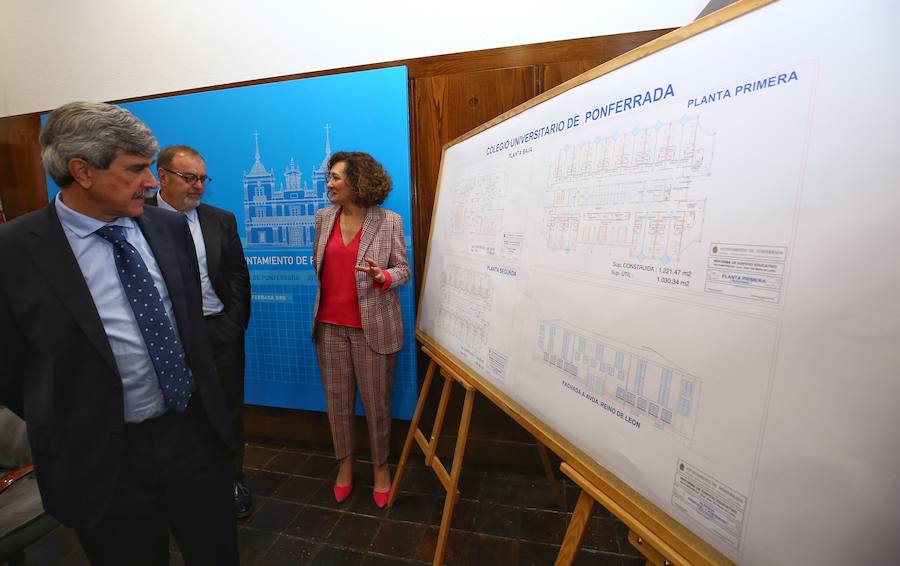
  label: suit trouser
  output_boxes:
[75,395,238,566]
[316,323,397,466]
[205,313,246,481]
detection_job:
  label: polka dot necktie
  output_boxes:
[95,225,193,412]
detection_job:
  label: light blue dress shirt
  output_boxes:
[55,194,183,423]
[157,194,225,316]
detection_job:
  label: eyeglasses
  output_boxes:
[161,168,212,185]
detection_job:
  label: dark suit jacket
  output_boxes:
[145,196,250,332]
[0,203,235,528]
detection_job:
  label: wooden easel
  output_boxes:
[390,346,564,565]
[389,346,475,566]
[555,462,689,566]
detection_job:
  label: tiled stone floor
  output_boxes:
[15,441,646,565]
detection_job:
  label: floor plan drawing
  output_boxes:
[447,172,511,258]
[541,116,714,264]
[434,264,493,352]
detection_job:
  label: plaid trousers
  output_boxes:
[316,322,397,465]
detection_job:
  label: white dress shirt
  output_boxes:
[55,194,176,423]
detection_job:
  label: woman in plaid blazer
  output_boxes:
[312,151,410,508]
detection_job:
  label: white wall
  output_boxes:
[0,0,707,118]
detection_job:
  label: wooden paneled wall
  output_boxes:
[0,28,672,468]
[0,113,45,220]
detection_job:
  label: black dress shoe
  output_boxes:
[234,481,253,519]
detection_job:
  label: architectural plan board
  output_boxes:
[416,0,900,564]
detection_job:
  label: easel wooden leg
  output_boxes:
[536,440,565,509]
[432,385,475,566]
[427,373,455,465]
[389,359,437,508]
[555,489,594,566]
[391,347,477,565]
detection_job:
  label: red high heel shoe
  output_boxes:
[333,483,353,503]
[372,487,390,509]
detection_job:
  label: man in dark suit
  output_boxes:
[148,145,253,518]
[0,102,239,565]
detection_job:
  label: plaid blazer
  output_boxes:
[312,205,410,354]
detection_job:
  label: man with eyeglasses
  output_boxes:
[148,145,253,518]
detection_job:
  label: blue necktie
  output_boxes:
[95,225,193,412]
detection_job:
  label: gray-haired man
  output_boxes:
[0,101,239,565]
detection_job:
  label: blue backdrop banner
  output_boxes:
[45,66,418,419]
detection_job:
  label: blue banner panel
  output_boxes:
[45,67,418,419]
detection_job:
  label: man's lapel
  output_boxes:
[24,205,119,376]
